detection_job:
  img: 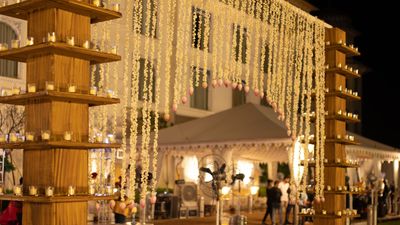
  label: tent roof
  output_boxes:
[158,103,290,147]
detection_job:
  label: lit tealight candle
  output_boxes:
[10,133,18,142]
[336,158,341,163]
[106,89,114,98]
[338,85,343,91]
[337,186,342,191]
[337,63,342,68]
[337,110,342,115]
[344,65,348,70]
[338,40,343,44]
[11,39,20,49]
[349,44,354,48]
[324,158,328,163]
[41,130,50,141]
[68,185,75,196]
[66,36,75,46]
[326,185,331,191]
[0,43,8,51]
[26,132,35,141]
[46,186,54,197]
[90,86,97,95]
[349,136,355,141]
[27,37,34,46]
[343,186,348,191]
[322,210,327,215]
[64,131,72,141]
[355,47,359,51]
[113,3,120,12]
[28,83,36,93]
[108,134,115,143]
[354,91,358,96]
[96,134,103,143]
[325,41,330,45]
[83,40,90,49]
[92,0,100,7]
[0,134,6,142]
[106,186,113,195]
[13,185,22,196]
[68,84,76,93]
[12,87,21,95]
[353,209,357,215]
[355,69,359,74]
[111,46,117,54]
[337,211,342,216]
[46,81,55,91]
[29,186,38,196]
[48,32,56,42]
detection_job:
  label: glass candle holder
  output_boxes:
[83,40,90,49]
[113,3,120,11]
[95,133,103,143]
[12,87,21,95]
[322,210,327,215]
[337,63,342,68]
[45,81,55,91]
[326,185,331,191]
[336,134,341,139]
[45,186,54,197]
[110,46,117,54]
[337,211,342,216]
[349,136,355,141]
[343,186,348,191]
[66,36,75,46]
[92,0,100,7]
[29,185,38,196]
[353,209,357,215]
[336,158,341,163]
[88,185,95,195]
[108,134,115,143]
[13,185,22,196]
[11,39,20,49]
[337,186,342,191]
[63,131,72,141]
[41,130,51,141]
[26,132,35,141]
[324,158,328,163]
[0,134,6,142]
[27,37,34,46]
[89,86,97,95]
[68,84,76,93]
[27,83,36,93]
[47,32,56,42]
[9,133,18,142]
[68,185,75,196]
[106,89,114,98]
[0,43,8,51]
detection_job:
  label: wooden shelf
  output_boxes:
[325,114,361,123]
[326,67,361,79]
[0,42,120,65]
[326,43,360,56]
[299,213,360,218]
[326,91,361,101]
[0,141,120,150]
[0,194,116,203]
[302,162,359,168]
[0,0,121,23]
[0,91,120,107]
[326,138,360,145]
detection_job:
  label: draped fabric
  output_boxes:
[0,22,18,78]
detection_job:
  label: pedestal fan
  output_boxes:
[198,154,228,225]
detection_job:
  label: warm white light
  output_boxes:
[236,160,253,185]
[183,156,199,183]
[221,186,231,195]
[250,186,259,195]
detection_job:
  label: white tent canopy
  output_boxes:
[156,103,400,162]
[158,103,292,162]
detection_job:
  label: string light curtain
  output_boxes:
[90,0,326,207]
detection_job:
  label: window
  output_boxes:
[232,85,246,107]
[0,22,18,78]
[233,24,248,63]
[190,67,210,110]
[192,7,211,51]
[137,58,156,102]
[133,0,158,38]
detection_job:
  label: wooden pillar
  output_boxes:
[0,1,121,225]
[313,27,361,225]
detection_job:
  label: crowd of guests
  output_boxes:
[261,176,299,225]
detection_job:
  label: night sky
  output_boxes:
[309,0,400,148]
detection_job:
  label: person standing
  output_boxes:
[278,177,290,223]
[262,179,274,225]
[271,180,283,225]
